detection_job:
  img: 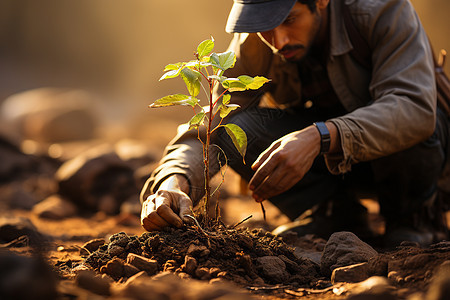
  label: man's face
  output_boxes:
[258,1,325,62]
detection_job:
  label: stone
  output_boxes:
[75,270,111,296]
[0,88,98,143]
[123,263,140,278]
[2,184,37,210]
[32,195,78,219]
[0,250,57,300]
[256,256,289,283]
[195,267,211,280]
[100,257,125,280]
[55,144,137,213]
[80,238,106,256]
[126,253,158,275]
[0,216,49,248]
[182,255,198,275]
[331,262,370,284]
[320,231,378,277]
[0,136,36,181]
[186,243,208,257]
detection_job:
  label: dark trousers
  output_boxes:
[214,106,449,225]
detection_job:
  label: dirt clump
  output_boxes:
[84,226,321,287]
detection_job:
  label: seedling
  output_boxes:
[149,37,269,225]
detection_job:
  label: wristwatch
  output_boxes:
[313,122,331,155]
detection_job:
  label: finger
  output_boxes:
[252,165,286,198]
[178,196,193,222]
[141,196,157,230]
[147,211,170,228]
[141,215,163,231]
[255,171,299,200]
[252,192,265,203]
[249,154,277,191]
[251,141,279,171]
[154,195,183,228]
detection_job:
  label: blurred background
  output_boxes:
[0,0,448,149]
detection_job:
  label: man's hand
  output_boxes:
[141,175,192,231]
[248,122,340,202]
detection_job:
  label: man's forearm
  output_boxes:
[159,174,190,195]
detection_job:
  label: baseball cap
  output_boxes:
[225,0,297,33]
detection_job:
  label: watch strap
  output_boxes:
[313,122,331,155]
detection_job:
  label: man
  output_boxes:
[141,0,449,246]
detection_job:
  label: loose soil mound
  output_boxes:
[84,226,321,287]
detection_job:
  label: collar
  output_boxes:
[329,0,353,57]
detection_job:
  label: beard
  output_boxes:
[276,13,323,63]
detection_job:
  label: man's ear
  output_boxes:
[316,0,330,10]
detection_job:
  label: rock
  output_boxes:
[295,249,322,265]
[123,263,140,278]
[331,262,370,284]
[0,250,58,300]
[80,238,105,256]
[2,183,37,210]
[346,276,397,300]
[256,256,289,283]
[278,255,300,272]
[32,195,78,219]
[99,257,139,279]
[0,88,98,143]
[0,136,36,181]
[195,267,211,280]
[320,231,378,277]
[425,260,450,300]
[0,216,49,248]
[237,252,257,278]
[100,257,125,280]
[186,243,208,257]
[126,253,158,275]
[182,255,198,275]
[75,270,111,296]
[56,145,137,213]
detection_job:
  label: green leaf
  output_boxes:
[237,75,270,90]
[223,123,247,159]
[189,111,206,130]
[150,94,199,108]
[181,68,202,97]
[222,94,231,105]
[209,51,236,71]
[159,68,183,81]
[217,51,236,70]
[219,103,240,118]
[197,39,215,59]
[163,62,183,71]
[222,78,247,92]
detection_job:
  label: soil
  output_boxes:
[1,126,449,300]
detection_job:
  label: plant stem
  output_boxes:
[203,78,214,221]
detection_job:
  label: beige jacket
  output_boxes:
[146,0,436,203]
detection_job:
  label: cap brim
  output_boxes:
[226,0,297,33]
